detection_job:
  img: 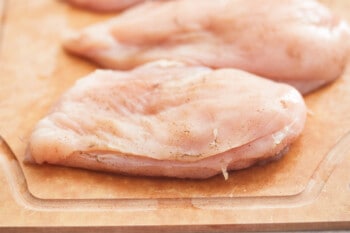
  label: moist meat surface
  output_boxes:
[64,0,350,94]
[26,61,307,179]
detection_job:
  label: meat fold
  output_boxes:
[27,61,307,179]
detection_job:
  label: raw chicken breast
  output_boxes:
[26,61,307,179]
[64,0,350,94]
[64,0,146,12]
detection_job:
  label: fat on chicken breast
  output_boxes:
[26,61,307,179]
[64,0,350,94]
[64,0,146,12]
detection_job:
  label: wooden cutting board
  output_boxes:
[0,0,349,231]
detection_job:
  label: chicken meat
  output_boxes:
[26,61,307,179]
[64,0,146,12]
[64,0,350,94]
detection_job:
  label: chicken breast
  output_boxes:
[64,0,146,12]
[64,0,350,94]
[26,61,307,179]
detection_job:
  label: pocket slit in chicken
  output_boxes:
[26,61,307,179]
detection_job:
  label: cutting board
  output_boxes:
[0,0,350,232]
